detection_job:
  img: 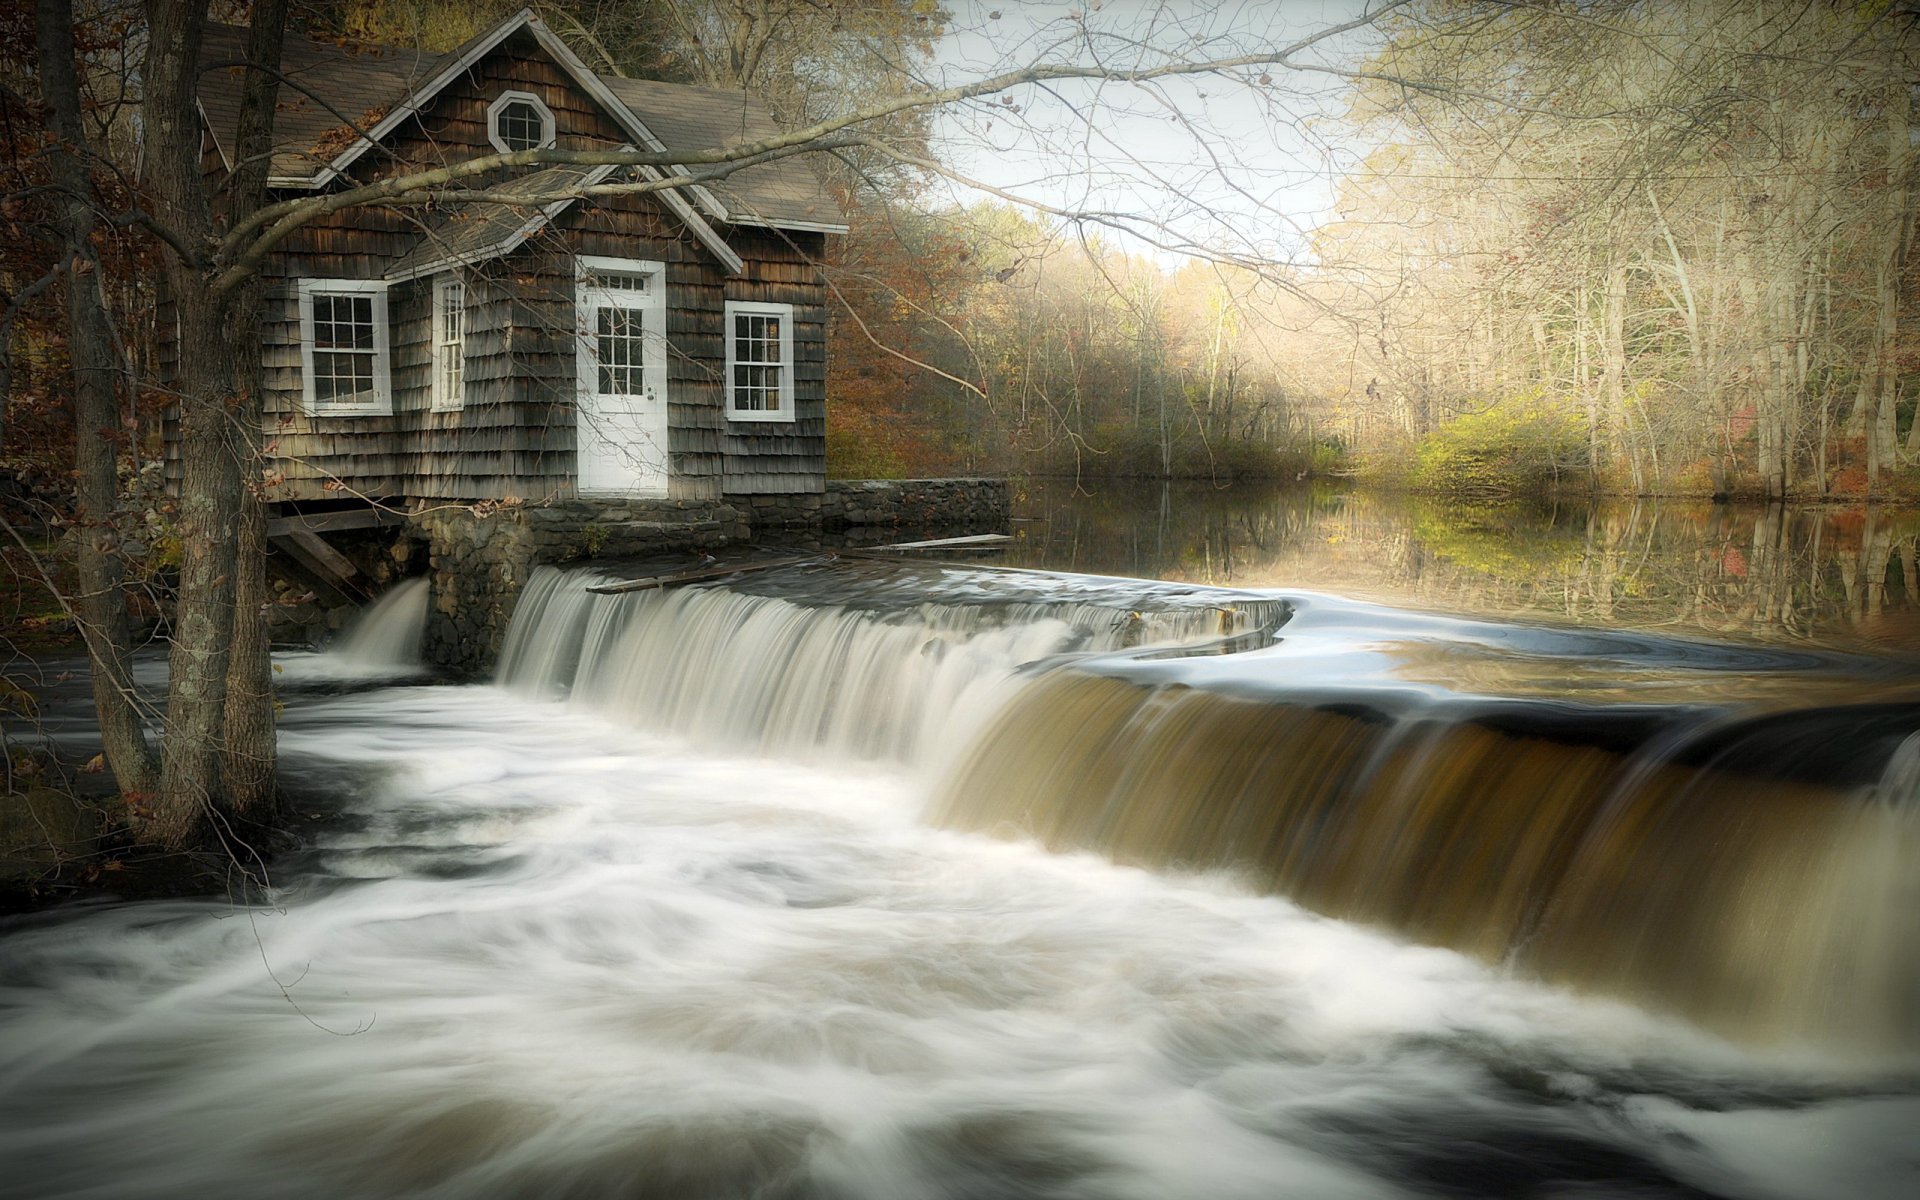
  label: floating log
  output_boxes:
[874,534,1013,551]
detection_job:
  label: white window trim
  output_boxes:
[486,90,556,154]
[430,273,466,413]
[724,300,796,423]
[295,278,392,417]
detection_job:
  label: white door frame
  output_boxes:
[574,254,669,497]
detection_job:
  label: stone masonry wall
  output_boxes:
[819,479,1010,532]
[413,498,748,677]
[414,505,540,678]
[405,482,1004,677]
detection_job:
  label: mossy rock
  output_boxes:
[1,787,98,880]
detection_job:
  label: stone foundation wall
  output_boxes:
[413,498,749,677]
[527,499,748,558]
[378,482,1004,676]
[733,492,823,529]
[415,506,540,678]
[818,479,1010,532]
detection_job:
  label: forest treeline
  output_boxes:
[1305,0,1920,500]
[829,0,1920,498]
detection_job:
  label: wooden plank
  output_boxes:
[586,554,820,595]
[275,530,371,598]
[266,507,404,537]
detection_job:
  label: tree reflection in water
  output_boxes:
[1008,480,1920,652]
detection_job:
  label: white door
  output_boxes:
[575,257,668,497]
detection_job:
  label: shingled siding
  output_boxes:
[719,230,830,496]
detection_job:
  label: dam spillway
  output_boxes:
[496,564,1920,1052]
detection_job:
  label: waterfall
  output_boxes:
[494,566,1271,764]
[929,669,1920,1050]
[490,565,1920,1051]
[325,577,430,673]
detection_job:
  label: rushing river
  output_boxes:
[3,488,1919,1199]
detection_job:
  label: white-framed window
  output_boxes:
[487,91,555,154]
[296,279,391,416]
[724,301,795,422]
[430,273,466,412]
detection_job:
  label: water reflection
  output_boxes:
[1007,481,1920,653]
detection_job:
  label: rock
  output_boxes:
[0,788,98,881]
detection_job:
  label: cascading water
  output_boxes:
[495,565,1271,764]
[322,576,430,673]
[488,567,1920,1050]
[929,669,1920,1049]
[3,560,1917,1199]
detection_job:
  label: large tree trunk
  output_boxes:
[152,285,243,846]
[142,0,234,846]
[134,0,288,844]
[36,0,158,800]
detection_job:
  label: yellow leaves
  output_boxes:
[81,754,106,774]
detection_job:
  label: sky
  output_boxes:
[916,0,1385,264]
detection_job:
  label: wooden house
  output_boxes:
[178,7,845,508]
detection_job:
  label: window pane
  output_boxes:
[313,350,375,404]
[439,280,463,334]
[596,304,644,395]
[585,269,648,291]
[730,309,791,413]
[313,293,374,350]
[496,100,546,151]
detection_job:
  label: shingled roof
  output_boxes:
[198,22,462,182]
[195,11,845,234]
[383,161,623,282]
[599,77,845,232]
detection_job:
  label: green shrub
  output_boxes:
[1412,393,1589,497]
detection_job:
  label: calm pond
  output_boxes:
[1,483,1916,1200]
[1006,479,1920,654]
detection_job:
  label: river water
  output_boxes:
[1,485,1917,1199]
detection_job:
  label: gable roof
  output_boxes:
[196,8,847,237]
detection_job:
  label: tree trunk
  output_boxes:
[1603,260,1640,491]
[1866,84,1911,489]
[141,0,233,846]
[132,0,288,844]
[219,0,290,814]
[152,284,243,846]
[36,0,158,801]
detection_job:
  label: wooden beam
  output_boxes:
[267,507,404,537]
[275,531,370,599]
